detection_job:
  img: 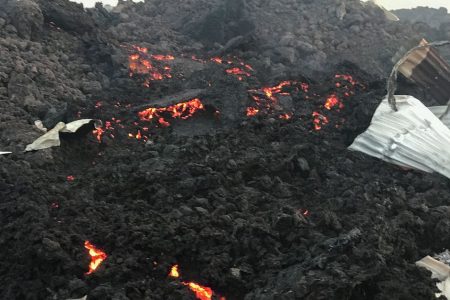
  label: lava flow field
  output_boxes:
[1,0,450,299]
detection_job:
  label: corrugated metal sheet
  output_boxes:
[348,96,450,179]
[398,40,450,105]
[429,106,450,128]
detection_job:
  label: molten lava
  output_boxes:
[324,94,343,110]
[246,107,259,117]
[128,45,173,85]
[279,113,292,120]
[335,74,357,86]
[247,80,305,116]
[151,54,175,61]
[211,57,223,64]
[84,240,107,275]
[138,98,205,126]
[312,111,329,131]
[226,67,251,76]
[226,67,251,80]
[92,127,105,142]
[184,282,213,300]
[169,264,180,278]
[261,81,294,101]
[168,265,225,300]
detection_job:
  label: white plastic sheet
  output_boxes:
[349,95,450,179]
[25,119,96,152]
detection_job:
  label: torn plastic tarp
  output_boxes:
[25,119,98,152]
[416,256,450,299]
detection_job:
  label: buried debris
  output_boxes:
[396,39,450,106]
[25,119,100,152]
[416,255,450,299]
[349,41,450,179]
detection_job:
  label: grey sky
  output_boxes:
[376,0,450,10]
[74,0,450,10]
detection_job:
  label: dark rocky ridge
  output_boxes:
[0,0,448,299]
[394,6,450,30]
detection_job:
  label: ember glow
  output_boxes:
[138,98,205,126]
[279,113,292,120]
[92,127,105,142]
[168,265,225,300]
[183,282,213,300]
[151,54,175,61]
[324,94,343,110]
[261,81,294,101]
[128,45,173,85]
[307,74,359,129]
[312,111,329,131]
[211,57,223,64]
[335,74,357,86]
[247,80,306,117]
[84,241,107,275]
[226,67,251,80]
[169,264,180,278]
[246,107,259,117]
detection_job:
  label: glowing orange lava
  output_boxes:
[211,57,223,64]
[324,94,343,110]
[168,265,225,300]
[335,74,357,85]
[279,113,292,120]
[183,282,213,300]
[151,54,175,61]
[226,67,251,80]
[139,98,205,126]
[247,80,304,116]
[128,46,173,85]
[136,130,142,140]
[169,264,180,278]
[92,127,104,142]
[261,81,294,101]
[84,241,107,275]
[312,111,329,131]
[246,107,259,117]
